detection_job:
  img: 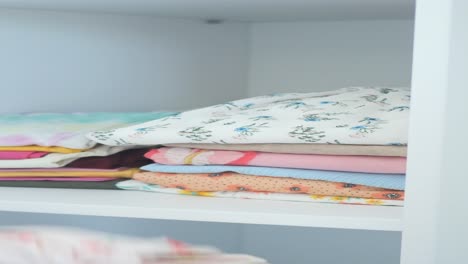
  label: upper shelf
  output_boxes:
[0,0,415,22]
[0,187,403,231]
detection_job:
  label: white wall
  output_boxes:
[248,20,414,96]
[0,9,249,113]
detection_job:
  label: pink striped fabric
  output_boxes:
[146,147,406,174]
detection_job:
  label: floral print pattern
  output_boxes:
[178,127,213,142]
[288,126,326,143]
[88,87,410,146]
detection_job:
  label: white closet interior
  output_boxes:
[4,1,459,263]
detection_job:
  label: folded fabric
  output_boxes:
[134,172,404,200]
[146,147,406,174]
[0,227,265,264]
[117,180,404,206]
[0,179,125,189]
[141,164,405,190]
[66,148,153,169]
[0,168,139,178]
[0,145,138,169]
[88,87,410,146]
[0,177,118,181]
[0,112,175,149]
[0,146,84,154]
[167,143,407,157]
[0,151,48,160]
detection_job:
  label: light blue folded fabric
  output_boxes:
[141,164,405,190]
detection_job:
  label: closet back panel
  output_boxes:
[0,9,249,113]
[248,20,414,96]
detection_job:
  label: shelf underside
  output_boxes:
[0,187,403,231]
[0,0,415,22]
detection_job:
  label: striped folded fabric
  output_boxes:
[145,147,406,174]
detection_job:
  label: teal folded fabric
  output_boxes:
[141,164,405,190]
[0,112,177,149]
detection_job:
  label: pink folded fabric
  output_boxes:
[0,177,118,181]
[0,151,48,160]
[146,147,407,174]
[0,168,124,172]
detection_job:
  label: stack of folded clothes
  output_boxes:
[88,87,409,206]
[0,112,173,189]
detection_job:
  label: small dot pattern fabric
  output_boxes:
[134,172,404,200]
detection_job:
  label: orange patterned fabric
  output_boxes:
[134,172,404,200]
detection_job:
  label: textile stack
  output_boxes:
[87,87,409,206]
[0,112,173,189]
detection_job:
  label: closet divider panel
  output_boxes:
[401,0,468,263]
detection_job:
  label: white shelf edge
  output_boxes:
[0,187,403,231]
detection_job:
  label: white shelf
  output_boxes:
[0,187,402,231]
[0,0,415,21]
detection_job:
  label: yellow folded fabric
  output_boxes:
[0,146,86,153]
[0,168,140,178]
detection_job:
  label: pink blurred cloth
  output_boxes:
[0,177,118,181]
[0,227,266,264]
[146,147,406,174]
[0,151,48,160]
[0,168,123,172]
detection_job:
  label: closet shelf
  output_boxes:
[0,187,402,231]
[0,0,414,22]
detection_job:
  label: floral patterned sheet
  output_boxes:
[88,87,410,146]
[141,164,405,190]
[0,112,175,149]
[117,180,404,207]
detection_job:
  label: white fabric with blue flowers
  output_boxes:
[87,87,410,146]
